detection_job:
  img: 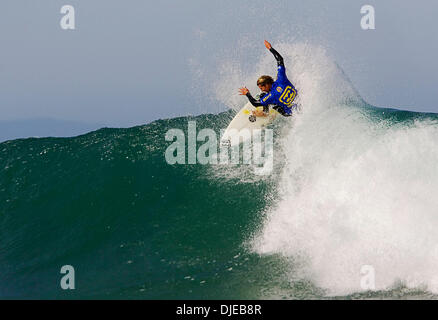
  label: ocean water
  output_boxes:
[1,43,438,299]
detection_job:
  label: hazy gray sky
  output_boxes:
[1,0,437,129]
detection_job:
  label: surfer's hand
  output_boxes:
[264,40,272,50]
[239,87,249,95]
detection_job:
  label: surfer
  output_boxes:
[238,40,297,117]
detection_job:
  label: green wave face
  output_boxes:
[2,105,438,299]
[0,111,298,299]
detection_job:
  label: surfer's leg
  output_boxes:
[273,106,292,117]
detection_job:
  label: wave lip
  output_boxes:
[249,42,438,296]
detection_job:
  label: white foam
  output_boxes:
[248,43,438,295]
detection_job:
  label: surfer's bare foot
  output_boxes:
[252,109,267,117]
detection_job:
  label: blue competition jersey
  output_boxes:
[259,65,297,113]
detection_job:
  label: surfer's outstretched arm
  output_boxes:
[264,40,284,67]
[239,87,264,107]
[246,93,264,107]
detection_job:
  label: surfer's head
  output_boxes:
[257,75,274,92]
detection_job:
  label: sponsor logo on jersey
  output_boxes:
[277,86,283,93]
[279,86,297,106]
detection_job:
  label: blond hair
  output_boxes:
[257,75,274,86]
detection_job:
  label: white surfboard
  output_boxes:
[220,102,279,147]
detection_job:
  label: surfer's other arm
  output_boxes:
[264,40,284,67]
[265,40,287,82]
